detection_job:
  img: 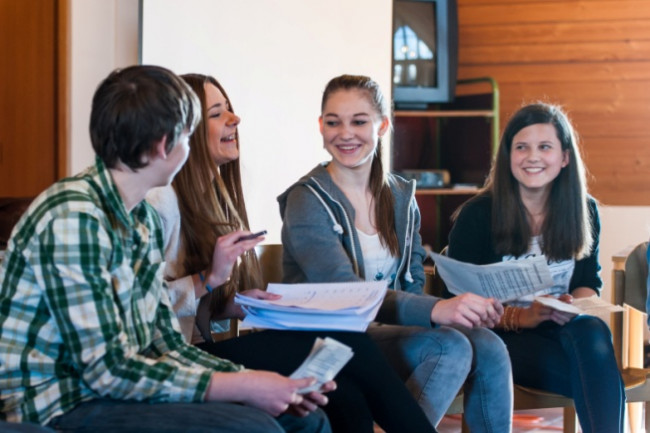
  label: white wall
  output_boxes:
[69,0,139,174]
[140,0,392,243]
[599,206,650,301]
[68,0,650,304]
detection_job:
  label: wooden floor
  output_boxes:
[438,409,573,432]
[374,408,577,433]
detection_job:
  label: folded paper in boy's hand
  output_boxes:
[289,337,354,394]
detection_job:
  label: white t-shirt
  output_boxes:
[503,236,575,307]
[357,229,398,284]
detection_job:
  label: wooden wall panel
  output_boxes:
[457,0,650,205]
[0,0,61,197]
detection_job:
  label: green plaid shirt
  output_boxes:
[0,158,242,425]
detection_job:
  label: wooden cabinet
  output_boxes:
[392,77,499,252]
[0,0,67,197]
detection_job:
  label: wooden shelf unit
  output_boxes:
[392,77,499,251]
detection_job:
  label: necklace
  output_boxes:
[373,252,396,281]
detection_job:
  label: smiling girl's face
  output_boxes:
[510,123,569,196]
[205,83,241,166]
[320,89,389,172]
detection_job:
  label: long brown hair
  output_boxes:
[174,73,262,316]
[466,102,592,261]
[321,74,399,256]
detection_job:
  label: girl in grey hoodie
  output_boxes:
[279,74,513,432]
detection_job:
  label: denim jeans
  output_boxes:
[496,315,625,433]
[47,399,331,433]
[367,324,512,432]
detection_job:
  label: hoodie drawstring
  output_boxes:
[305,184,343,234]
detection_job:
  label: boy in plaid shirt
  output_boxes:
[0,65,330,433]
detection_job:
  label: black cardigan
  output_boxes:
[447,194,602,296]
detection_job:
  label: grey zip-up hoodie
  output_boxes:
[277,162,439,327]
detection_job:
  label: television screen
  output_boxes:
[392,0,458,108]
[393,2,438,88]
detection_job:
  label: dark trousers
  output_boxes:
[496,315,626,433]
[48,399,329,433]
[199,330,437,433]
[0,420,54,433]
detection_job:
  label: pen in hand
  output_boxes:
[235,230,267,243]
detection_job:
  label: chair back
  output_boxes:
[612,242,648,310]
[255,244,284,288]
[0,197,33,249]
[429,245,453,297]
[623,242,648,311]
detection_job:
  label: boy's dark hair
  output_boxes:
[90,65,201,169]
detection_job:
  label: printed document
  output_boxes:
[534,295,625,315]
[290,337,354,393]
[429,252,555,302]
[235,281,388,331]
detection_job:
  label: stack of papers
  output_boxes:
[235,281,388,331]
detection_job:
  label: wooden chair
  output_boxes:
[255,243,284,287]
[0,197,33,249]
[211,241,284,342]
[612,242,650,433]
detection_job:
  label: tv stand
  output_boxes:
[391,77,499,252]
[394,102,429,111]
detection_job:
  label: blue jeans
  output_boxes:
[496,315,625,433]
[47,399,331,433]
[367,324,512,432]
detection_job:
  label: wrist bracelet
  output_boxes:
[198,272,214,294]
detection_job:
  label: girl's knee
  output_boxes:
[562,315,615,359]
[465,328,511,371]
[564,315,611,339]
[426,327,473,363]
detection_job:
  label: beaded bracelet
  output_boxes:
[500,306,521,333]
[501,306,512,331]
[198,272,214,294]
[502,306,522,333]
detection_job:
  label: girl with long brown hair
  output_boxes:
[146,73,438,433]
[448,102,625,433]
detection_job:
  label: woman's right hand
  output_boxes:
[430,293,503,328]
[202,230,265,291]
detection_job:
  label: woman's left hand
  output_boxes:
[550,294,577,325]
[220,289,281,320]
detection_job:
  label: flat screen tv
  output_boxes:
[392,0,458,109]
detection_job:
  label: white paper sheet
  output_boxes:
[430,252,555,302]
[534,295,625,315]
[532,296,583,314]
